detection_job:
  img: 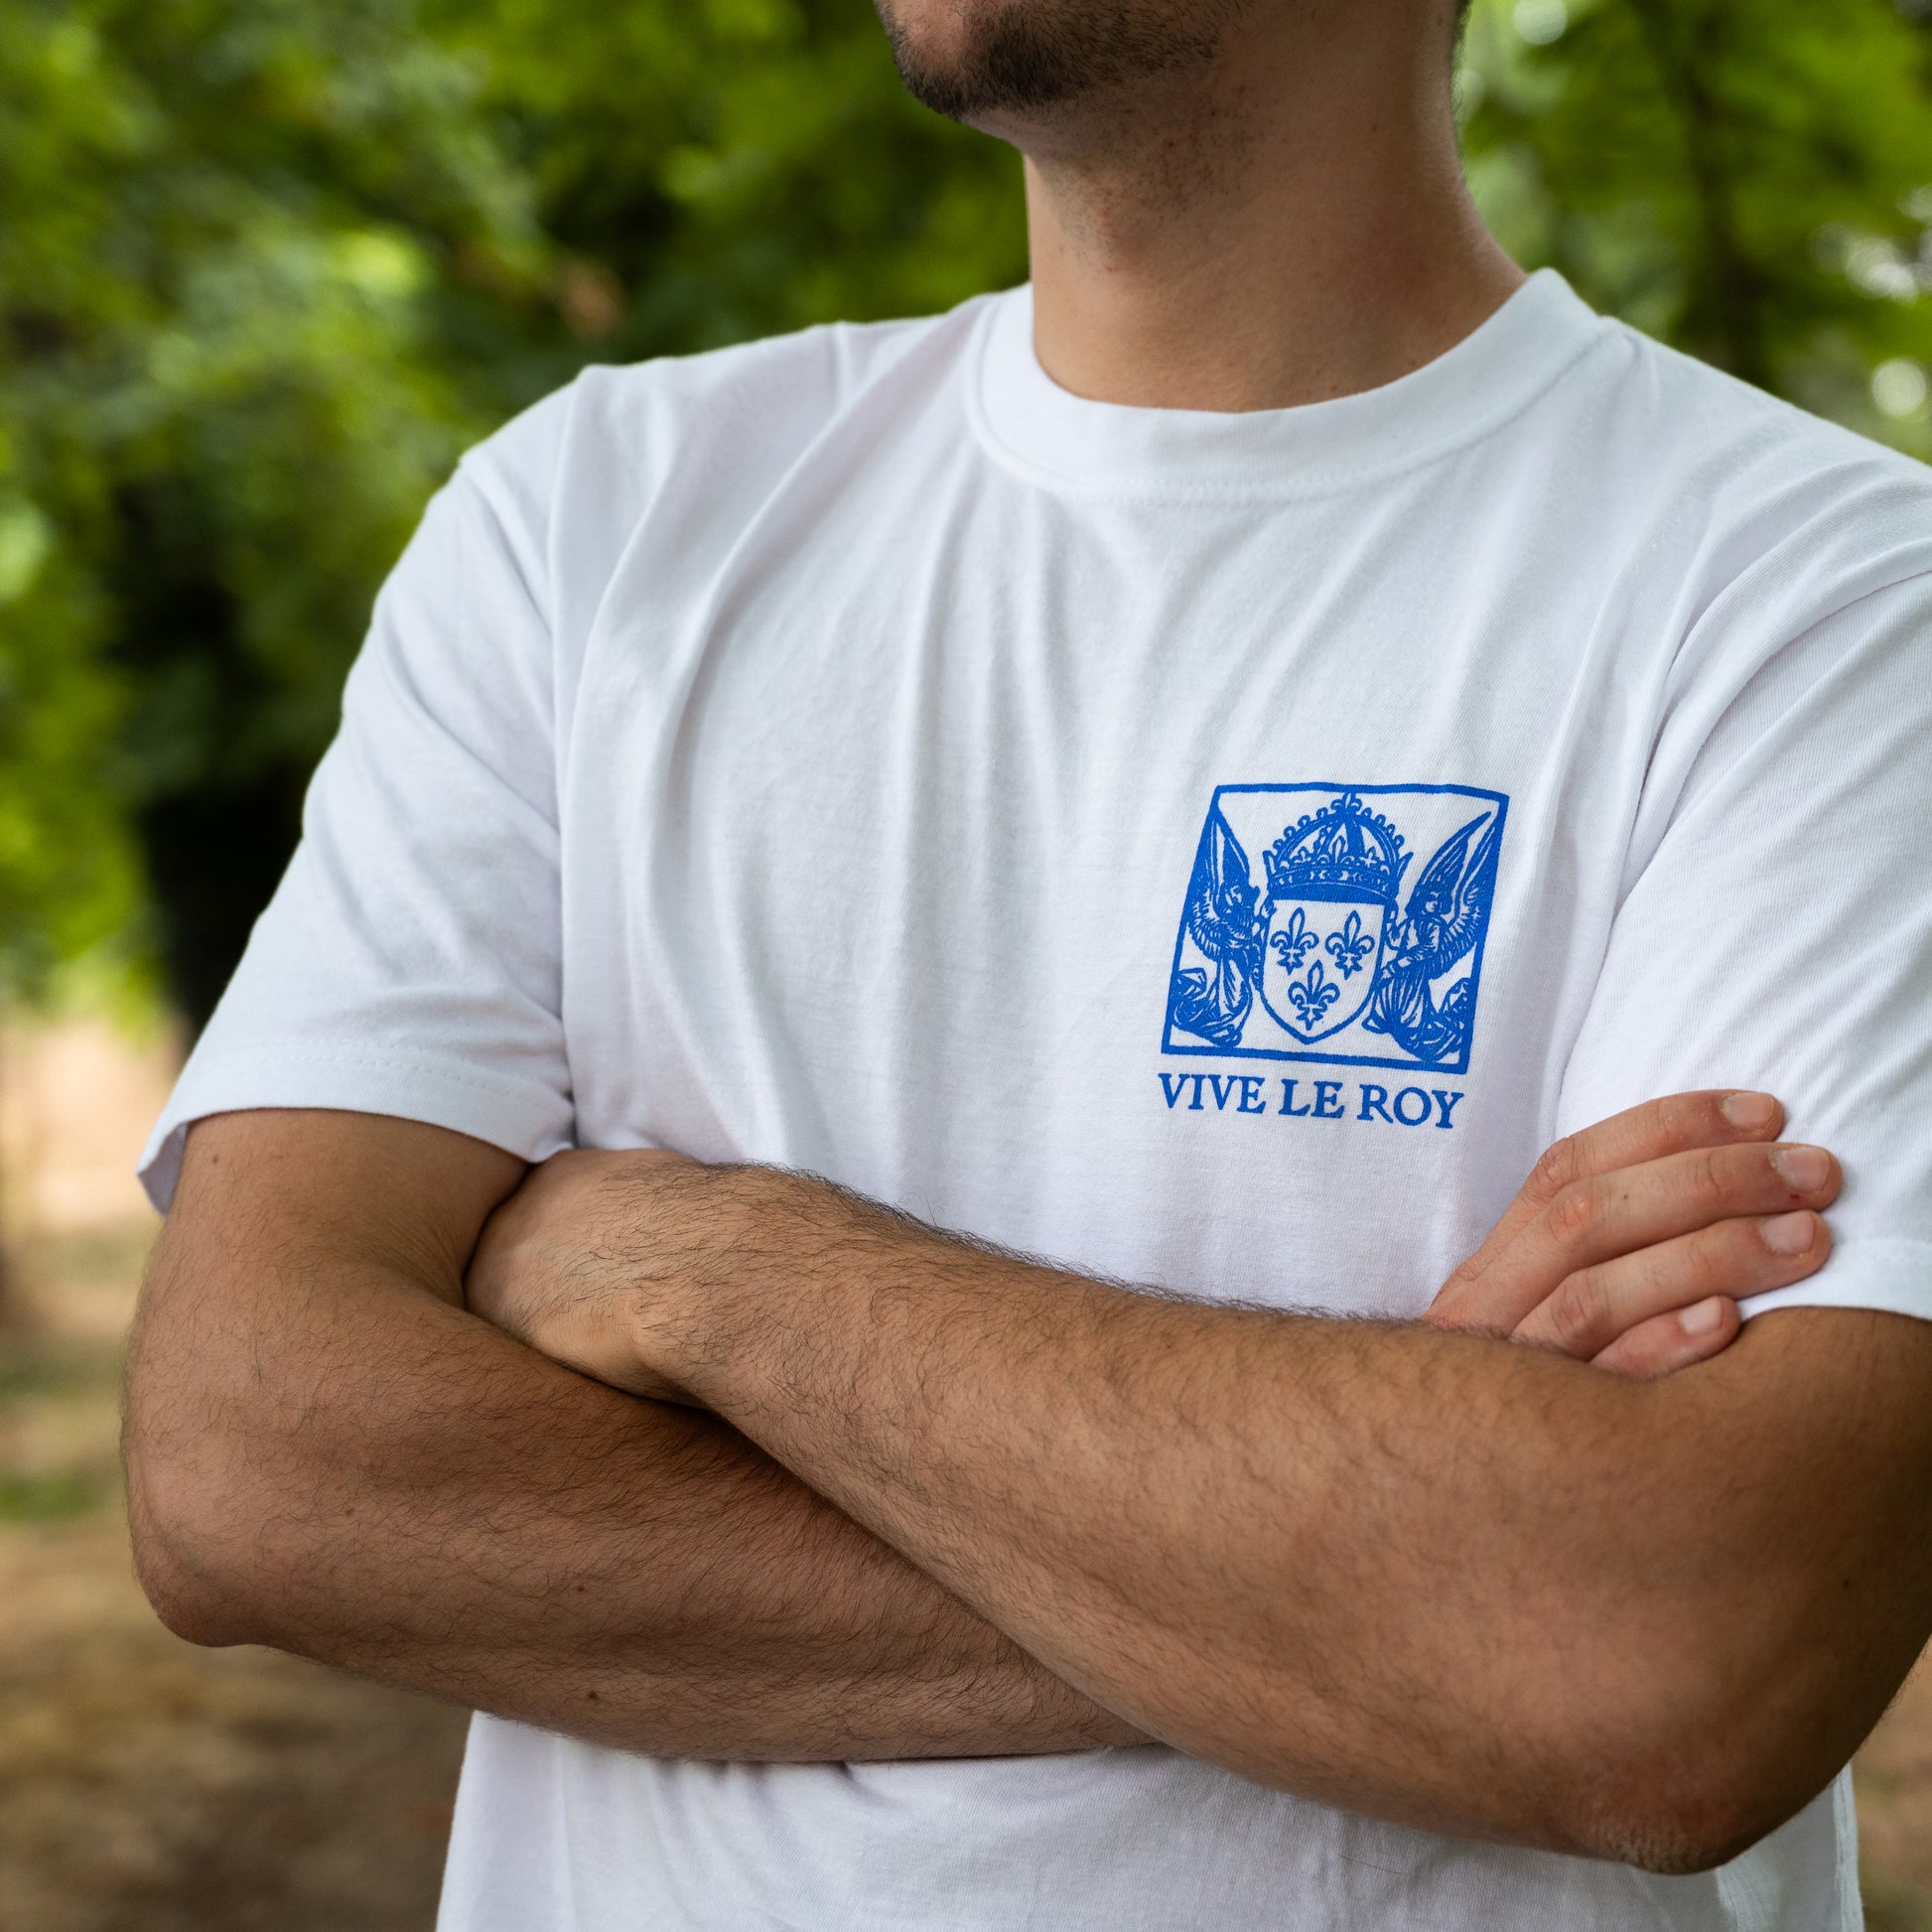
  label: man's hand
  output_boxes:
[466,1146,704,1402]
[1426,1088,1838,1374]
[469,1091,1840,1395]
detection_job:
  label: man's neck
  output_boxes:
[1013,11,1523,414]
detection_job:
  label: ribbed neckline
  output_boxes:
[967,269,1610,503]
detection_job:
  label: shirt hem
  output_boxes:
[1737,1236,1932,1324]
[136,1047,574,1212]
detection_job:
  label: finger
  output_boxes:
[1453,1091,1785,1289]
[1519,1141,1837,1295]
[1589,1297,1741,1380]
[1443,1139,1838,1337]
[1513,1208,1832,1359]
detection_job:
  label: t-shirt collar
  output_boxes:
[969,268,1608,502]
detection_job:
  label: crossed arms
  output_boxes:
[124,1097,1932,1873]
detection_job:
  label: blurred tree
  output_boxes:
[0,1,138,1000]
[0,0,1927,1035]
[0,0,548,1022]
[1460,0,1932,450]
[428,0,1027,375]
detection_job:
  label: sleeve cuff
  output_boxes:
[136,1046,576,1212]
[1739,1235,1932,1324]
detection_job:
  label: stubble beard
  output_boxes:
[875,0,1245,124]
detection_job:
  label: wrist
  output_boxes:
[621,1160,816,1406]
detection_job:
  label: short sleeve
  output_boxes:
[1556,572,1932,1322]
[137,420,576,1212]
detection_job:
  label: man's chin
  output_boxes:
[874,0,1233,128]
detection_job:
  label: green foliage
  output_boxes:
[431,0,1027,367]
[1,0,538,1011]
[0,1465,103,1523]
[0,0,1927,1018]
[1461,0,1932,448]
[0,5,133,993]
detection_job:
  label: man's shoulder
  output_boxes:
[459,297,999,532]
[1569,317,1932,646]
[1592,317,1932,542]
[577,304,975,451]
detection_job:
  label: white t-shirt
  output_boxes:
[141,269,1932,1932]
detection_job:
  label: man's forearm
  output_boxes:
[627,1167,1928,1869]
[125,1114,1135,1760]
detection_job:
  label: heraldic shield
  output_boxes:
[1163,781,1509,1075]
[1258,796,1407,1041]
[1261,897,1386,1040]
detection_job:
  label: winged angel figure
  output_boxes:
[1169,807,1264,1046]
[1172,801,1500,1063]
[1362,811,1501,1064]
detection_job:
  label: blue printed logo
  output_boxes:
[1164,783,1507,1075]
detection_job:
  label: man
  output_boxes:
[122,0,1932,1927]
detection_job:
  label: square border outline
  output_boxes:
[1159,779,1511,1078]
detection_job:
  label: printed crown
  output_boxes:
[1264,792,1410,906]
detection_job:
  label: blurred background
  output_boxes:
[2,0,1931,1924]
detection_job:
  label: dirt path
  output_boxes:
[0,1516,466,1932]
[0,1226,466,1932]
[1861,1660,1932,1930]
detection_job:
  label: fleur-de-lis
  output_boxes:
[1287,960,1341,1029]
[1270,905,1316,971]
[1324,908,1374,980]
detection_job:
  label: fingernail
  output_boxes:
[1722,1091,1777,1130]
[1678,1296,1726,1336]
[1770,1146,1830,1190]
[1760,1210,1817,1255]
